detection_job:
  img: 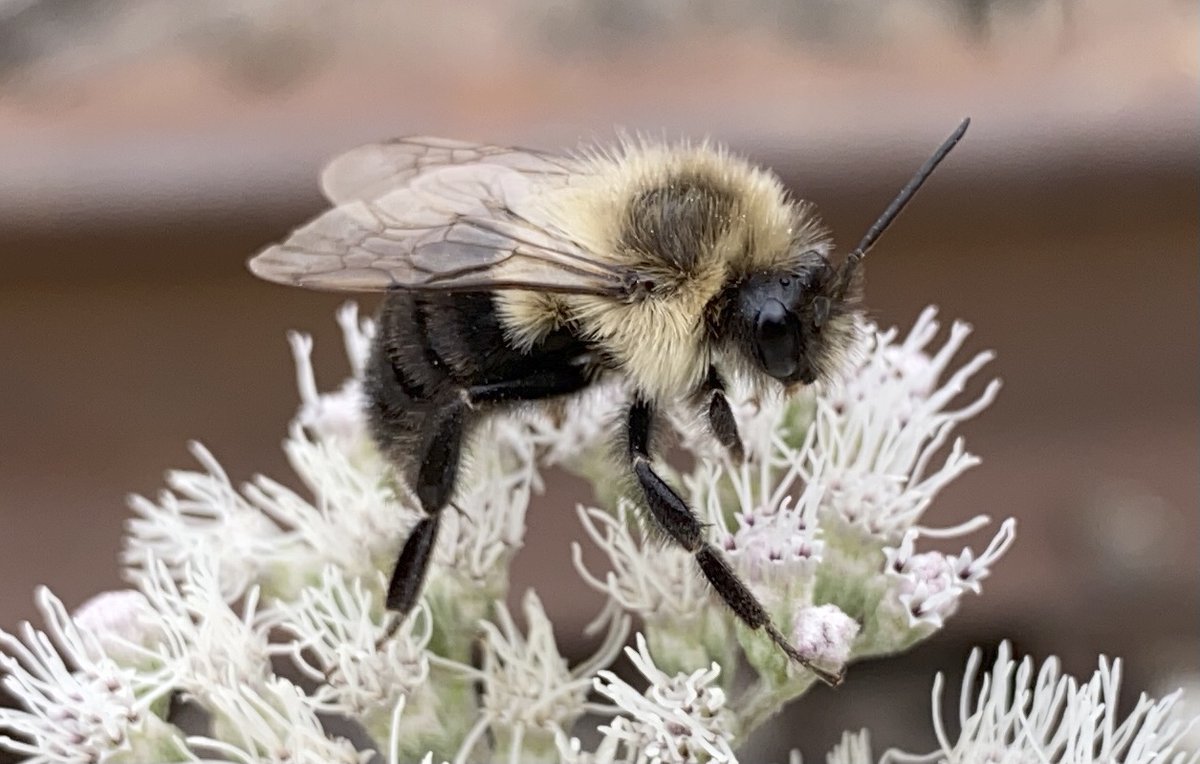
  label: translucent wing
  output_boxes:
[320,136,579,203]
[250,138,641,297]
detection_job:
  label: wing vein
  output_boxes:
[248,136,646,299]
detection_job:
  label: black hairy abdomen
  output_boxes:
[622,176,735,271]
[364,290,587,469]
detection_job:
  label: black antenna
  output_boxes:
[837,117,970,295]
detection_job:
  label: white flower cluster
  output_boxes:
[577,307,1014,719]
[569,634,737,764]
[837,642,1199,764]
[1,303,1191,764]
[923,642,1197,764]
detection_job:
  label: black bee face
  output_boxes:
[732,251,848,387]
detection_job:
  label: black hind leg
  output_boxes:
[385,365,593,614]
[625,398,843,686]
[385,398,468,613]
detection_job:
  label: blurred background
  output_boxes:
[0,0,1196,759]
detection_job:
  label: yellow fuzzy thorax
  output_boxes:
[497,139,829,401]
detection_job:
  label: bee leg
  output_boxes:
[701,367,744,463]
[386,366,591,614]
[467,364,591,405]
[386,399,469,614]
[625,398,843,686]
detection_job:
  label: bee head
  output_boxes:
[716,117,969,393]
[731,250,860,387]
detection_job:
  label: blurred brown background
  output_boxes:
[0,0,1196,759]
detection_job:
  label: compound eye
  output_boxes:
[755,298,800,380]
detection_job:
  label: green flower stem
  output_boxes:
[733,671,819,742]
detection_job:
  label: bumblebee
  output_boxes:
[250,119,969,685]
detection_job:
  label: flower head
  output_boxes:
[289,302,375,448]
[1,303,1034,763]
[815,307,1000,543]
[909,642,1199,764]
[125,305,409,606]
[789,604,860,675]
[0,588,182,764]
[879,521,1017,633]
[72,589,163,668]
[480,591,622,730]
[587,634,737,764]
[247,423,414,592]
[133,554,273,704]
[825,730,875,764]
[572,501,706,624]
[700,449,826,608]
[270,566,431,722]
[123,440,291,602]
[187,677,369,764]
[450,590,630,763]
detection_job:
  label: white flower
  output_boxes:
[815,307,1000,542]
[265,302,410,588]
[572,500,707,627]
[290,330,369,447]
[588,633,737,764]
[288,302,375,448]
[1159,672,1200,756]
[124,304,404,606]
[0,588,182,764]
[132,554,273,703]
[720,495,824,585]
[699,445,826,603]
[123,440,291,602]
[944,520,1019,594]
[884,642,1200,764]
[884,548,959,631]
[450,590,630,764]
[72,589,163,668]
[880,521,1016,632]
[248,423,413,589]
[270,566,431,723]
[1,303,1036,762]
[334,301,376,375]
[789,604,859,674]
[822,730,875,764]
[187,676,369,764]
[571,308,1013,694]
[123,371,407,606]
